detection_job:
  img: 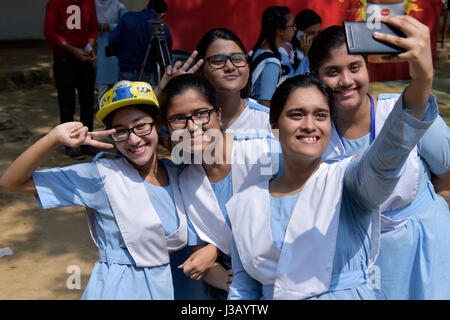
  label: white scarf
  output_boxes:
[86,157,188,267]
[179,135,279,256]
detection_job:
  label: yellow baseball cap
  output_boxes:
[96,81,159,124]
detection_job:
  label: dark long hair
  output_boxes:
[308,25,368,76]
[251,6,291,61]
[270,74,335,125]
[195,28,251,98]
[158,74,218,120]
[196,28,247,63]
[147,0,167,14]
[291,9,322,70]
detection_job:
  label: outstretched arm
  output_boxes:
[0,122,115,194]
[346,16,438,212]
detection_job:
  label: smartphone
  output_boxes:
[344,21,406,55]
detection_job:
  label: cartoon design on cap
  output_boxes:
[112,86,133,102]
[96,81,159,125]
[136,84,151,93]
[100,96,107,108]
[113,80,133,89]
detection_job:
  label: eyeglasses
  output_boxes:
[167,109,216,130]
[111,122,154,142]
[205,53,248,70]
[286,24,297,30]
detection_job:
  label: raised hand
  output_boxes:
[154,50,204,97]
[50,122,116,149]
[373,15,433,83]
[0,122,115,194]
[373,15,433,119]
[299,33,313,57]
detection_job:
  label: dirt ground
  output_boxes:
[0,59,449,300]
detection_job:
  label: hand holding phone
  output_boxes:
[372,15,433,81]
[373,15,433,119]
[344,20,406,55]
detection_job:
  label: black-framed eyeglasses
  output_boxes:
[167,109,216,130]
[110,122,154,142]
[205,53,249,70]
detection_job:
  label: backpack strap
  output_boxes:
[250,51,280,89]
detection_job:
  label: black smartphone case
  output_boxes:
[344,21,406,55]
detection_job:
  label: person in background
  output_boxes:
[249,6,295,108]
[95,0,127,109]
[108,0,172,86]
[44,0,98,160]
[149,0,168,19]
[279,9,322,77]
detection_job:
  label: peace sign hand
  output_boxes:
[51,122,116,149]
[154,50,204,97]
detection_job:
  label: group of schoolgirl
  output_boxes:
[0,6,449,300]
[249,7,322,109]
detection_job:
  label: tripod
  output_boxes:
[138,19,172,83]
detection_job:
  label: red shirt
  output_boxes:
[44,0,98,53]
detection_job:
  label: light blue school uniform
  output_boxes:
[334,94,450,299]
[210,174,233,230]
[228,93,438,300]
[251,49,281,103]
[229,184,385,300]
[32,157,202,300]
[178,133,283,299]
[96,5,127,86]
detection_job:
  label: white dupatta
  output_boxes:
[179,135,280,256]
[86,157,187,267]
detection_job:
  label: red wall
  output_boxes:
[163,0,442,81]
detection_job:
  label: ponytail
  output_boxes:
[251,6,291,60]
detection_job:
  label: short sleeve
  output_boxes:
[32,163,106,210]
[259,62,281,101]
